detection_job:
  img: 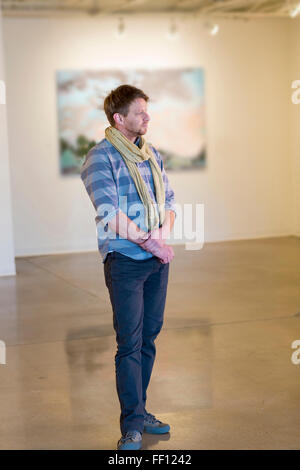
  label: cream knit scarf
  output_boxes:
[105,126,165,232]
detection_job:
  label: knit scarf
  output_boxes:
[105,126,165,232]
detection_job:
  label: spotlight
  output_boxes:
[166,18,179,40]
[203,21,219,36]
[290,3,300,17]
[116,17,126,38]
[210,24,219,35]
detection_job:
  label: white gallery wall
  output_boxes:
[0,11,15,275]
[2,15,298,257]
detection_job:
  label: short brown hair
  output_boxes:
[104,84,149,126]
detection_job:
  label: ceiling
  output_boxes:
[0,0,300,19]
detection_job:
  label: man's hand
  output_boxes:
[158,245,174,264]
[147,227,165,247]
[140,231,174,264]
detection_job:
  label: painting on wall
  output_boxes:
[56,68,206,175]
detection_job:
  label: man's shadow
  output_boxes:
[142,432,171,450]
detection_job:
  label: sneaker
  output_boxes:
[143,412,170,434]
[117,430,142,450]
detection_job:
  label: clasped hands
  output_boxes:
[140,227,174,264]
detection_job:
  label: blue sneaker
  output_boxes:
[117,430,142,450]
[143,412,170,434]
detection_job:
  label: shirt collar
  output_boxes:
[134,136,141,147]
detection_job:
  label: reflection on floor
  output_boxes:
[0,236,300,449]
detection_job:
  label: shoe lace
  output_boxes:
[145,412,161,424]
[122,430,141,443]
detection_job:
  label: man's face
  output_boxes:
[117,98,150,137]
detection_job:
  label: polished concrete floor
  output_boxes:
[0,236,300,449]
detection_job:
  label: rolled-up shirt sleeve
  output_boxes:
[150,145,177,219]
[80,149,120,228]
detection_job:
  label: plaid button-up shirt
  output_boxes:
[80,136,177,263]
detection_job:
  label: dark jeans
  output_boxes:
[104,251,170,436]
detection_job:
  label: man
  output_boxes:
[80,84,177,450]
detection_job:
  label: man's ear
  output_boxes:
[113,113,123,125]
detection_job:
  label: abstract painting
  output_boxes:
[56,68,206,175]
